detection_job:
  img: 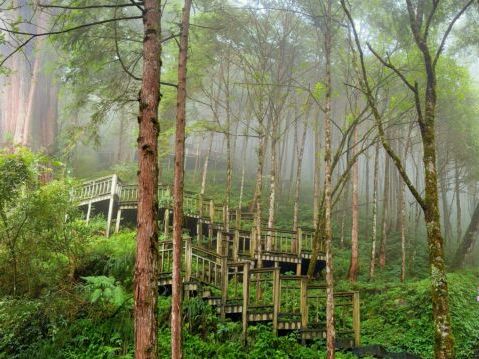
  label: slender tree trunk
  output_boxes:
[254,132,267,268]
[171,2,191,358]
[267,131,277,237]
[365,148,370,242]
[293,120,308,232]
[348,126,359,282]
[379,154,390,269]
[455,161,462,242]
[238,131,250,209]
[369,141,379,279]
[134,1,161,358]
[313,109,321,228]
[200,133,213,195]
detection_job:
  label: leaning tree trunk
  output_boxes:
[452,201,479,269]
[134,1,161,358]
[171,1,192,358]
[348,126,359,282]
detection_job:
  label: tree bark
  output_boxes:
[171,2,192,358]
[455,160,462,242]
[292,119,308,233]
[134,1,161,358]
[348,126,359,282]
[379,154,390,269]
[369,141,379,279]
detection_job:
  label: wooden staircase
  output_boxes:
[74,174,360,347]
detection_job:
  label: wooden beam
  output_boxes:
[242,262,250,345]
[272,267,280,335]
[353,291,361,346]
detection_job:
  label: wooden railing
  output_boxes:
[75,175,116,201]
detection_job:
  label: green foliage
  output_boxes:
[358,272,479,358]
[82,276,128,309]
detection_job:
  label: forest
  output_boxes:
[0,1,479,358]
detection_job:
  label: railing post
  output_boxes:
[220,256,228,319]
[353,291,361,347]
[235,208,240,229]
[115,208,122,233]
[209,200,214,223]
[223,204,228,231]
[242,262,250,345]
[86,200,92,224]
[185,237,192,282]
[296,228,303,275]
[250,227,256,258]
[272,268,280,335]
[164,208,170,237]
[300,278,308,330]
[105,174,117,237]
[233,229,239,261]
[198,194,204,241]
[216,230,223,258]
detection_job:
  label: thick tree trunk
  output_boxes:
[348,126,359,282]
[171,1,191,358]
[369,141,379,279]
[134,1,161,358]
[323,3,336,356]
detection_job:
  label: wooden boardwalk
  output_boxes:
[75,174,360,346]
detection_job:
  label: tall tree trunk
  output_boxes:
[348,126,359,282]
[253,132,267,267]
[267,131,277,242]
[238,129,250,209]
[369,141,379,279]
[313,109,321,228]
[323,3,336,356]
[455,160,462,242]
[171,1,191,358]
[293,120,308,232]
[379,154,390,269]
[134,1,161,358]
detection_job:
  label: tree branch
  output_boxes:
[341,0,426,211]
[38,3,144,10]
[433,0,475,68]
[367,43,417,93]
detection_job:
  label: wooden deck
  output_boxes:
[74,174,360,346]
